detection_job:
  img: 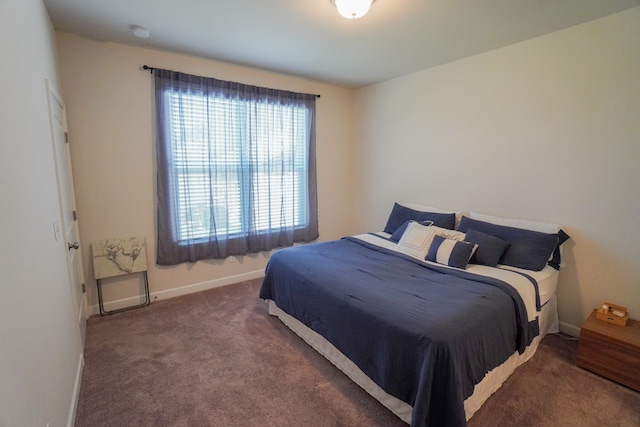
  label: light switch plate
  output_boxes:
[53,220,62,241]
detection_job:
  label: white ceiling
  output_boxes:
[43,0,639,89]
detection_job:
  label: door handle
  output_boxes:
[68,242,80,251]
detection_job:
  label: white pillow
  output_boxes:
[468,211,559,233]
[397,221,438,259]
[430,225,466,242]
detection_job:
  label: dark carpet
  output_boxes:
[74,278,640,426]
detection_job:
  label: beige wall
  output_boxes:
[56,34,354,312]
[353,7,640,333]
[0,0,84,426]
[56,7,639,330]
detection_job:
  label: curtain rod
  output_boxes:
[141,65,320,98]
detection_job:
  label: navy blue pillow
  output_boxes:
[458,216,559,271]
[389,219,434,242]
[464,228,510,267]
[426,235,476,269]
[383,203,455,234]
[548,229,570,270]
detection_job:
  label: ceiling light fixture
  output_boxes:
[331,0,375,19]
[131,25,150,39]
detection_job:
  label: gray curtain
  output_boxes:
[154,69,318,265]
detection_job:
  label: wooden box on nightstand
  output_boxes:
[576,309,640,392]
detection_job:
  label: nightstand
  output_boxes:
[576,309,640,392]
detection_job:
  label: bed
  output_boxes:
[259,203,568,427]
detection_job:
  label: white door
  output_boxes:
[47,80,87,345]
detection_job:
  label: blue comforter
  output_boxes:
[259,236,538,427]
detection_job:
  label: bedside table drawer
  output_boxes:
[576,310,640,392]
[576,328,640,391]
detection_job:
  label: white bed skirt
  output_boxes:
[266,294,559,424]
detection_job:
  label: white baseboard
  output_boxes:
[67,352,84,427]
[559,321,581,337]
[88,270,265,316]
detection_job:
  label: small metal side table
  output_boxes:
[92,236,151,316]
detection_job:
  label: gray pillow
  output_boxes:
[464,228,510,267]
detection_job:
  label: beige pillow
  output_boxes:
[397,221,438,259]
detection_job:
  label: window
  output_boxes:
[154,69,318,265]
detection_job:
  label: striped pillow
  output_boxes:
[426,235,477,269]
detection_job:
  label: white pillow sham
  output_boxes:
[397,221,438,259]
[468,211,560,233]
